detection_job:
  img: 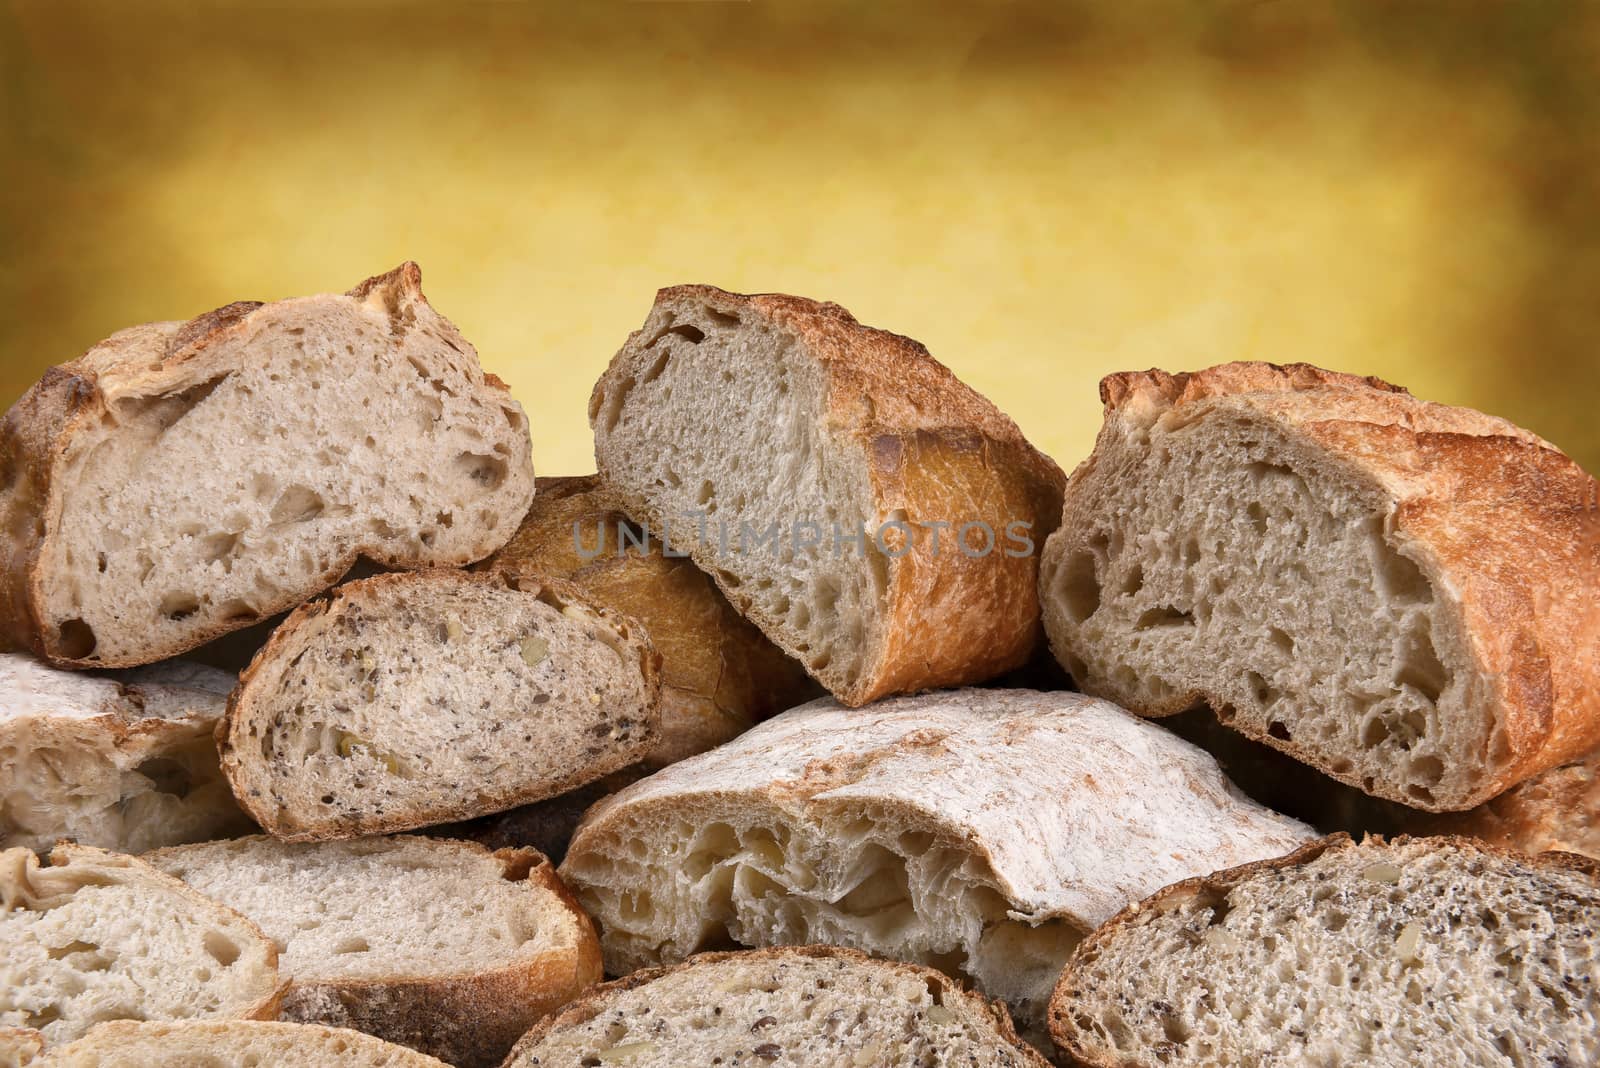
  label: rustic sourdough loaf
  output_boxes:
[219,569,661,841]
[1049,834,1600,1067]
[0,653,253,853]
[590,287,1065,706]
[37,1020,451,1067]
[1039,362,1600,811]
[558,688,1314,1031]
[503,945,1051,1068]
[0,845,281,1052]
[0,262,534,669]
[144,835,601,1067]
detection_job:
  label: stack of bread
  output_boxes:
[2,264,1595,1067]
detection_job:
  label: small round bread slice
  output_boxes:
[0,844,282,1053]
[218,568,662,840]
[144,835,602,1068]
[37,1020,452,1067]
[503,945,1051,1068]
[1048,834,1600,1067]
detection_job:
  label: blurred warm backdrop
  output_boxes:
[4,1,1599,476]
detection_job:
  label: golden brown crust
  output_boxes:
[1418,747,1600,858]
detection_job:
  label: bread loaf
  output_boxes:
[37,1020,451,1067]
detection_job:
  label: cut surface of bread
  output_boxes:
[559,688,1313,1030]
[37,1020,451,1067]
[476,474,818,766]
[220,569,661,840]
[1049,834,1600,1068]
[0,654,253,853]
[1040,362,1600,811]
[144,835,601,1066]
[590,286,1064,706]
[0,262,534,668]
[505,945,1051,1068]
[0,844,281,1050]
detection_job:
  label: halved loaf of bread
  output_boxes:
[590,287,1065,707]
[504,945,1050,1068]
[0,262,534,669]
[38,1020,451,1067]
[1049,834,1600,1067]
[1039,362,1600,811]
[558,688,1314,1031]
[475,475,818,767]
[0,844,282,1051]
[219,568,661,840]
[144,835,601,1067]
[0,653,253,853]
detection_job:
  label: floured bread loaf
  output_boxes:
[1039,362,1600,811]
[0,654,253,853]
[219,568,661,840]
[558,688,1314,1029]
[1049,835,1600,1067]
[590,286,1065,706]
[37,1020,451,1067]
[0,263,534,669]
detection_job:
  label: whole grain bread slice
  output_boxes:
[0,262,534,669]
[219,568,661,840]
[37,1020,452,1067]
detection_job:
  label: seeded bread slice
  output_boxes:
[0,262,534,669]
[0,844,282,1051]
[38,1020,451,1067]
[503,945,1051,1068]
[1049,834,1600,1067]
[219,568,661,840]
[144,835,601,1067]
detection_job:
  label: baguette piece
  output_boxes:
[1049,834,1600,1067]
[219,569,661,841]
[0,262,534,669]
[0,653,253,853]
[590,287,1065,707]
[475,475,818,766]
[144,835,601,1067]
[38,1020,451,1067]
[0,844,282,1051]
[504,945,1051,1068]
[1039,362,1600,811]
[558,688,1314,1030]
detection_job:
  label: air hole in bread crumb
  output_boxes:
[667,324,705,344]
[1268,720,1291,741]
[160,592,200,620]
[455,452,508,489]
[1056,549,1103,624]
[270,485,325,525]
[201,531,240,563]
[135,757,192,797]
[202,931,242,967]
[333,937,371,955]
[1135,605,1194,630]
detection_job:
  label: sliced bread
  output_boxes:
[0,262,534,669]
[1049,834,1600,1067]
[0,653,253,853]
[503,945,1050,1068]
[144,835,601,1067]
[37,1020,451,1067]
[218,568,661,840]
[558,688,1314,1030]
[0,844,282,1051]
[589,287,1065,707]
[475,474,818,767]
[1039,362,1600,811]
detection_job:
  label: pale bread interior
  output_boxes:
[40,1019,450,1067]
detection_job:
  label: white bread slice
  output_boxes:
[0,653,253,853]
[219,569,661,840]
[0,263,534,669]
[1049,834,1600,1067]
[558,688,1314,1031]
[0,844,282,1051]
[38,1020,451,1067]
[1039,362,1600,811]
[504,945,1051,1068]
[590,286,1065,707]
[144,835,600,1067]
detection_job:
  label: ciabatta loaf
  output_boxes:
[1049,835,1600,1067]
[0,845,281,1051]
[590,287,1065,706]
[38,1020,450,1067]
[1039,362,1600,811]
[0,263,534,669]
[0,654,252,853]
[504,945,1051,1068]
[558,688,1314,1030]
[145,835,601,1067]
[219,569,661,840]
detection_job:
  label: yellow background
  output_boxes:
[4,2,1598,477]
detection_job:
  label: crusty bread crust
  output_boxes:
[38,1020,456,1066]
[1418,747,1600,858]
